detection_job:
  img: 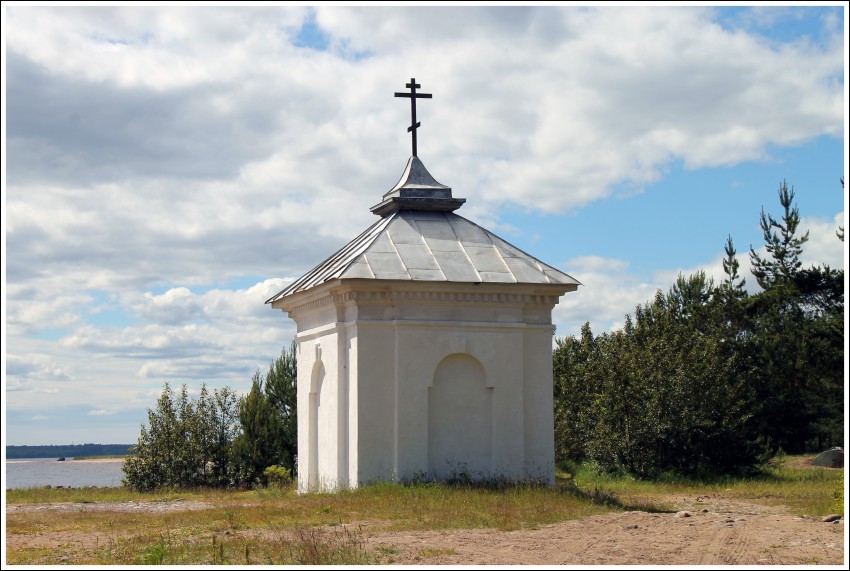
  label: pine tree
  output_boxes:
[721,235,747,300]
[745,181,843,453]
[231,374,283,486]
[749,180,808,290]
[263,341,298,474]
[837,177,845,242]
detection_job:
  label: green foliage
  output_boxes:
[555,179,843,478]
[197,384,241,487]
[231,375,283,486]
[553,323,599,462]
[555,274,760,478]
[123,343,298,491]
[263,341,298,474]
[122,383,241,491]
[749,180,809,290]
[231,342,298,486]
[264,465,295,487]
[719,234,747,307]
[745,182,844,453]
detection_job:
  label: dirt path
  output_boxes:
[363,495,844,565]
[5,494,845,565]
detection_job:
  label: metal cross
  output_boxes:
[395,77,432,157]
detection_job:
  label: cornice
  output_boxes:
[282,286,564,320]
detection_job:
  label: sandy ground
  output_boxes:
[362,494,845,566]
[6,493,846,566]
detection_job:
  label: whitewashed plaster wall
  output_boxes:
[276,281,569,493]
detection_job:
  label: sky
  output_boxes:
[2,3,847,446]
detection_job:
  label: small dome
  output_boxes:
[370,156,465,217]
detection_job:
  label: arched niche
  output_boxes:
[428,353,493,479]
[308,359,325,490]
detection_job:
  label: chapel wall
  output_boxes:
[294,322,343,493]
[289,284,564,491]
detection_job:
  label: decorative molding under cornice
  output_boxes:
[284,287,562,319]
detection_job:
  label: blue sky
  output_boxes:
[2,4,847,446]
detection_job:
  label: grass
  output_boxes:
[5,481,616,565]
[6,485,226,504]
[5,454,843,565]
[418,547,458,557]
[560,454,844,517]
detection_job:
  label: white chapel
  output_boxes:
[267,79,580,493]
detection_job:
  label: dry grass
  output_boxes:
[6,485,220,505]
[6,454,842,565]
[564,454,844,517]
[418,547,458,557]
[6,480,616,565]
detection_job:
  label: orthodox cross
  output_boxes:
[395,77,432,157]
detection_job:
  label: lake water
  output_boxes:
[5,458,126,489]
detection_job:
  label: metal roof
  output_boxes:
[266,210,580,303]
[384,155,452,198]
[370,156,465,217]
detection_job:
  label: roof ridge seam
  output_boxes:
[447,214,483,283]
[483,222,515,281]
[413,212,448,281]
[487,228,579,285]
[385,214,410,278]
[268,213,394,301]
[339,213,394,280]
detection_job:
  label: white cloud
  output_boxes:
[4,284,90,336]
[125,278,293,326]
[31,415,49,422]
[87,410,115,416]
[3,6,843,444]
[553,210,846,339]
[4,7,311,90]
[553,255,661,337]
[5,354,73,384]
[6,7,841,217]
[801,213,846,270]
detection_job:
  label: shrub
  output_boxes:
[264,465,294,487]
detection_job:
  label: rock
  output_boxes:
[675,511,692,518]
[822,514,842,523]
[700,508,709,513]
[812,448,844,468]
[624,524,638,530]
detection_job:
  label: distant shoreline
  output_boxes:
[6,444,133,460]
[6,457,125,464]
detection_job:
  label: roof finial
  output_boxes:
[394,77,432,157]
